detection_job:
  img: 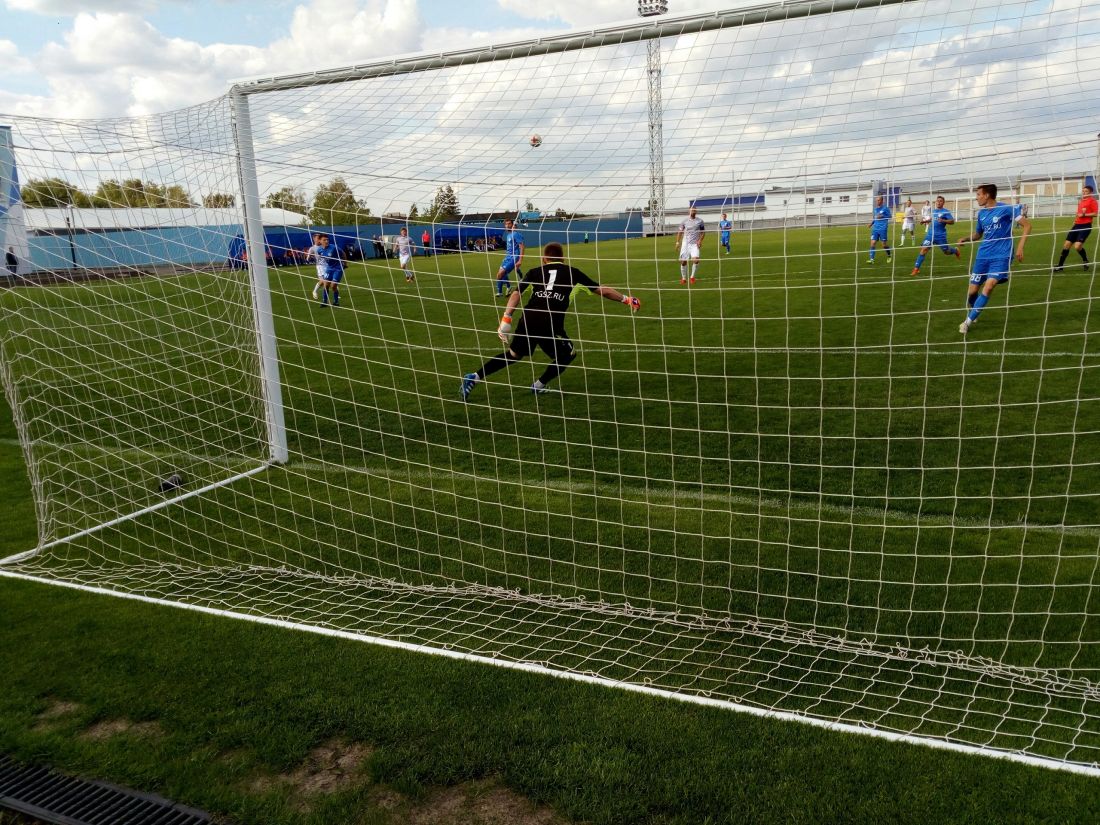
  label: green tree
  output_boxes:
[163,184,194,208]
[90,179,191,208]
[426,185,460,222]
[309,178,370,226]
[264,186,307,215]
[202,192,236,208]
[19,177,91,208]
[408,203,420,221]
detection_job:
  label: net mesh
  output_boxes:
[2,0,1100,771]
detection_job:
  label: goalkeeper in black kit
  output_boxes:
[461,242,640,399]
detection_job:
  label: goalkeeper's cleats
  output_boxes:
[690,276,696,284]
[460,373,478,401]
[531,381,550,395]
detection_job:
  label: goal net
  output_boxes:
[2,0,1100,774]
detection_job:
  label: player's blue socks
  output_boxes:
[496,275,510,296]
[914,252,926,269]
[967,293,977,308]
[967,293,989,322]
[869,246,876,261]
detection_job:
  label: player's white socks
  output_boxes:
[691,263,698,280]
[680,263,687,280]
[312,285,320,298]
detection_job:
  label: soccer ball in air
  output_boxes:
[529,134,543,148]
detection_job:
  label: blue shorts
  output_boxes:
[323,269,344,283]
[720,233,731,243]
[922,235,950,251]
[499,256,520,276]
[870,228,889,242]
[969,256,1010,285]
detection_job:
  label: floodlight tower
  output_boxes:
[639,0,668,236]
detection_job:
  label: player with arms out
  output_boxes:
[900,199,916,246]
[957,183,1032,335]
[718,212,733,255]
[393,227,416,283]
[495,218,524,297]
[1053,183,1098,272]
[909,196,960,276]
[675,206,705,284]
[866,196,892,263]
[460,242,640,399]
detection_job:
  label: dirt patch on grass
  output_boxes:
[80,718,163,741]
[249,739,373,803]
[32,699,81,732]
[407,779,567,825]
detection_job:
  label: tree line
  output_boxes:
[20,176,464,226]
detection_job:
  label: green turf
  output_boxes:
[2,398,1100,823]
[1,219,1099,791]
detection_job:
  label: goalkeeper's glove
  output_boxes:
[498,314,513,343]
[622,295,641,311]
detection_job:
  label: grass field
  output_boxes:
[1,218,1099,820]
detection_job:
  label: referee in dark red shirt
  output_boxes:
[1054,184,1098,272]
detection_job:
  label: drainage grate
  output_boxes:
[0,756,210,825]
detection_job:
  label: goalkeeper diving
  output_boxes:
[461,242,640,399]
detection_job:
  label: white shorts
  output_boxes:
[399,253,412,267]
[315,266,327,280]
[679,242,701,261]
[902,219,915,231]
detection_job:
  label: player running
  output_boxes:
[495,218,524,297]
[461,242,640,399]
[866,196,893,263]
[394,227,416,283]
[676,206,705,284]
[309,233,325,299]
[1053,183,1098,272]
[900,199,916,246]
[957,183,1032,335]
[910,196,960,276]
[718,212,733,254]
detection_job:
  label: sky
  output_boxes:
[0,0,738,118]
[2,0,1099,217]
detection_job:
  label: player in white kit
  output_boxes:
[393,227,415,283]
[675,206,706,284]
[900,199,917,245]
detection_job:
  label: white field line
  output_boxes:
[0,567,1097,779]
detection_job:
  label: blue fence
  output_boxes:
[23,212,644,273]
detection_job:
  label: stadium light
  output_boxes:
[638,1,669,16]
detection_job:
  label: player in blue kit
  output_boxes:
[309,234,344,306]
[909,195,961,276]
[495,218,524,297]
[866,196,893,263]
[718,213,732,254]
[957,183,1032,335]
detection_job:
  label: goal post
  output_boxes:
[230,89,288,466]
[2,0,1100,776]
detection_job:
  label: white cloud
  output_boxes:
[494,0,746,28]
[8,0,424,118]
[0,39,33,73]
[5,0,159,13]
